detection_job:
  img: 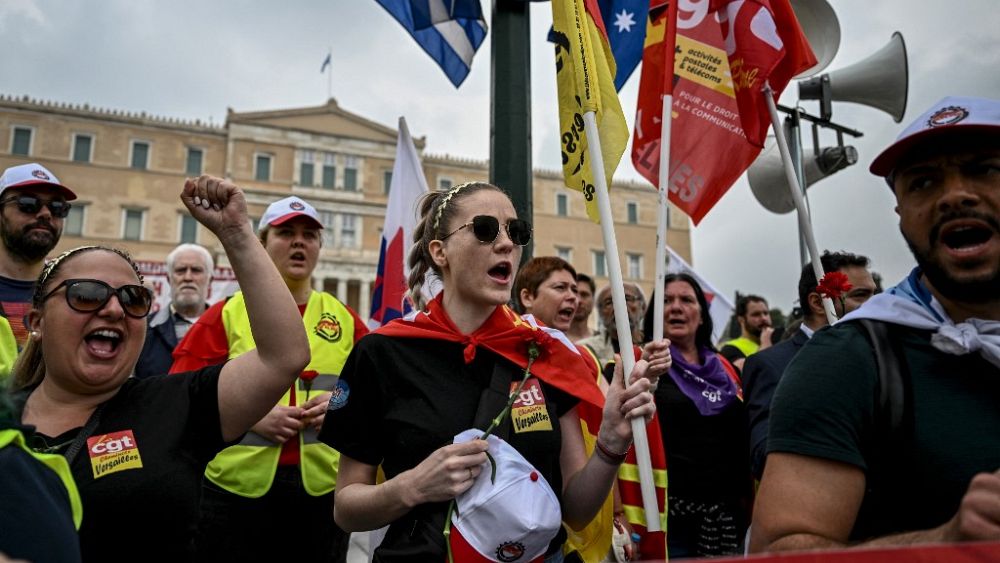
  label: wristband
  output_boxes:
[595,439,630,465]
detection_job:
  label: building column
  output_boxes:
[359,279,371,321]
[313,276,325,291]
[336,278,348,300]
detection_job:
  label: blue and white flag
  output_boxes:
[320,52,332,73]
[376,0,488,87]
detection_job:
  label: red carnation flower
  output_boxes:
[816,271,853,300]
[300,370,319,401]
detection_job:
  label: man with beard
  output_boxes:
[135,243,213,378]
[720,295,773,370]
[0,163,73,348]
[579,282,646,370]
[751,97,1000,552]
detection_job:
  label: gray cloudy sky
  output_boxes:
[2,0,998,312]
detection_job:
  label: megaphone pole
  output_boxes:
[763,83,837,325]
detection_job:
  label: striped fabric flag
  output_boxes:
[368,117,429,329]
[551,0,629,223]
[376,0,488,87]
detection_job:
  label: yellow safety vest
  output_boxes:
[0,316,18,382]
[0,428,83,529]
[723,336,759,357]
[205,290,356,498]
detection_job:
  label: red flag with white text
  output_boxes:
[631,0,816,224]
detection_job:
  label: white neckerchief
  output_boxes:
[840,268,1000,368]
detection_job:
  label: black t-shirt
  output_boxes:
[16,365,229,562]
[653,365,751,502]
[769,321,1000,540]
[0,428,81,563]
[320,335,579,554]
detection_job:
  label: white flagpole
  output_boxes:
[652,103,673,341]
[582,110,661,532]
[327,48,333,100]
[763,84,837,324]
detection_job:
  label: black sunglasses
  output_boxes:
[41,279,153,319]
[0,195,71,218]
[441,215,532,246]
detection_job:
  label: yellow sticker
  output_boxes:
[87,430,143,479]
[511,379,553,433]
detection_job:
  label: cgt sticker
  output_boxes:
[88,430,143,479]
[314,312,343,342]
[327,380,350,411]
[510,378,552,434]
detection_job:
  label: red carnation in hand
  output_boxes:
[300,370,319,401]
[816,271,853,300]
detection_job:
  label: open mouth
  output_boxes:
[488,262,512,283]
[290,251,307,262]
[555,307,575,324]
[84,328,123,358]
[940,224,995,252]
[666,318,688,327]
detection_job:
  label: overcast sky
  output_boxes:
[2,0,998,313]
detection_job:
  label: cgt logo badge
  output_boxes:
[31,169,50,180]
[495,541,526,562]
[314,312,342,342]
[289,201,306,211]
[927,106,969,127]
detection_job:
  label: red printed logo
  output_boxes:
[88,430,143,478]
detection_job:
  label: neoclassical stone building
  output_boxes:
[0,94,691,320]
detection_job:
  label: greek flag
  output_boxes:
[376,0,488,87]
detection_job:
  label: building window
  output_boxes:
[593,250,607,278]
[556,246,572,262]
[122,209,144,241]
[319,210,335,246]
[130,141,150,170]
[72,134,93,163]
[322,164,335,189]
[556,193,568,217]
[186,147,203,176]
[11,127,32,156]
[65,204,85,236]
[343,156,359,191]
[255,154,272,182]
[626,201,638,224]
[383,170,393,195]
[340,214,358,248]
[439,177,453,190]
[300,162,314,187]
[627,253,643,279]
[179,214,198,244]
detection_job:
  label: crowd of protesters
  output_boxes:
[0,94,998,563]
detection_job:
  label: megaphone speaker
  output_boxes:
[790,0,841,79]
[799,32,909,122]
[748,137,859,214]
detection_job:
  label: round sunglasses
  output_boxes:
[0,195,71,218]
[41,279,153,319]
[440,215,532,246]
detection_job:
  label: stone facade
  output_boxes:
[0,94,691,321]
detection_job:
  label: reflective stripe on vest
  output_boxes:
[0,428,83,529]
[0,316,17,381]
[205,290,354,498]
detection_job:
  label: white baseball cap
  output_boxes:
[449,429,562,563]
[258,196,322,232]
[0,163,77,200]
[870,96,1000,178]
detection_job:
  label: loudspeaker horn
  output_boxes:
[790,0,841,78]
[748,136,858,214]
[799,32,909,122]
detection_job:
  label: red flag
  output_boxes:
[631,0,816,224]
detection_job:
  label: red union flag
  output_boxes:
[631,0,816,224]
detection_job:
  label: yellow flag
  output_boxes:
[551,0,629,223]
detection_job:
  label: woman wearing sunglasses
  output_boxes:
[9,176,310,562]
[320,182,657,561]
